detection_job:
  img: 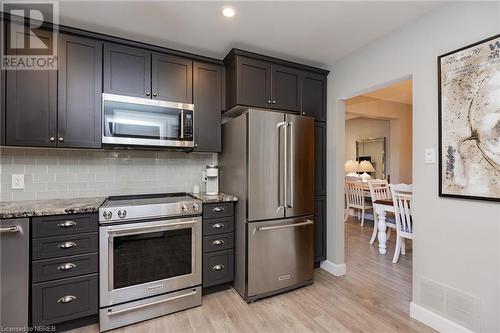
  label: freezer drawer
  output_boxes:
[247,217,314,298]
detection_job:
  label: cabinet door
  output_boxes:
[193,62,222,152]
[5,26,57,147]
[237,57,271,108]
[315,121,326,196]
[271,65,301,112]
[302,72,327,121]
[103,43,151,98]
[58,34,102,148]
[152,53,192,103]
[314,196,326,262]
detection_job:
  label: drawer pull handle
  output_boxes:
[212,223,224,229]
[58,295,76,304]
[57,263,77,271]
[213,264,224,271]
[58,241,76,249]
[213,207,225,212]
[212,239,225,246]
[58,221,77,228]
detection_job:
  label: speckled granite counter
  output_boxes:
[0,197,106,219]
[190,192,238,203]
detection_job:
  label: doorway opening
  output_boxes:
[343,78,414,311]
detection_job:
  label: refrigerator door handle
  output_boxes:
[276,121,287,211]
[288,121,294,208]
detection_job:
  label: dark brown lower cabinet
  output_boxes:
[202,202,235,291]
[31,213,99,328]
[314,196,327,263]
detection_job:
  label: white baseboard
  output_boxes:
[410,302,474,333]
[320,260,347,276]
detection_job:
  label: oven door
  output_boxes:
[99,217,201,307]
[102,93,194,148]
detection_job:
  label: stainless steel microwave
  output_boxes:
[102,93,195,148]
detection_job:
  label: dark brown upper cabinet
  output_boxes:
[104,43,193,103]
[271,65,301,112]
[152,53,192,103]
[224,50,328,114]
[58,33,102,148]
[193,62,222,152]
[301,72,327,121]
[5,25,57,147]
[103,43,151,98]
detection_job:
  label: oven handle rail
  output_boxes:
[105,219,199,237]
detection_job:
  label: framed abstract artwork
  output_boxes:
[438,34,500,202]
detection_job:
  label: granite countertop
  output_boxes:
[0,197,106,219]
[190,192,238,203]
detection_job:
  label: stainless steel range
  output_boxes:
[98,193,202,332]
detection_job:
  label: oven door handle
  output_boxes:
[106,219,198,236]
[107,290,198,316]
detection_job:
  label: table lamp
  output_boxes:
[344,160,359,177]
[358,160,375,181]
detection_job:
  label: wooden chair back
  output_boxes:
[390,184,413,234]
[345,180,365,208]
[367,179,391,201]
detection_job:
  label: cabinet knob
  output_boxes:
[272,100,276,104]
[195,143,198,148]
[146,92,150,96]
[153,92,157,97]
[49,137,55,142]
[267,100,271,104]
[58,295,77,304]
[57,263,77,271]
[58,241,76,249]
[302,112,306,115]
[212,239,225,246]
[58,137,64,142]
[58,221,77,228]
[213,264,224,271]
[212,223,224,229]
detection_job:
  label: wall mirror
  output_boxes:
[356,137,386,179]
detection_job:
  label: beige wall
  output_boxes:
[327,2,500,331]
[346,97,413,183]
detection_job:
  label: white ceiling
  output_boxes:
[57,1,441,69]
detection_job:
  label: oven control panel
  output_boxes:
[99,200,202,223]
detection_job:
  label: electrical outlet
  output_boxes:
[424,148,436,164]
[11,174,24,189]
[201,171,207,183]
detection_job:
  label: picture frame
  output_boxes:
[438,34,500,202]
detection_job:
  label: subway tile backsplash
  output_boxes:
[0,147,216,201]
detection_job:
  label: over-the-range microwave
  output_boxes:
[102,93,195,148]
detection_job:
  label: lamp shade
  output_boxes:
[358,160,375,172]
[344,160,359,173]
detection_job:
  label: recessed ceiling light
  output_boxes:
[222,6,236,18]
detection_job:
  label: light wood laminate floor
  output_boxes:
[71,217,433,333]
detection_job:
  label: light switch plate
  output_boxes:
[12,174,24,189]
[424,148,436,164]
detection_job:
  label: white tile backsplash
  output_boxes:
[0,147,216,201]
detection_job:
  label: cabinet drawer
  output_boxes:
[32,214,98,238]
[202,203,233,219]
[203,233,233,254]
[32,253,98,283]
[32,232,98,260]
[203,250,234,288]
[203,217,233,236]
[32,274,98,326]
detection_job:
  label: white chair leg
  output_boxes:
[393,236,402,263]
[370,211,378,244]
[361,208,365,226]
[401,239,406,255]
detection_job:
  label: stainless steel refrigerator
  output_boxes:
[220,108,315,302]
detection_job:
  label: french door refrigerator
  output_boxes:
[220,109,315,302]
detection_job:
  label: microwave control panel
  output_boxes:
[183,110,194,140]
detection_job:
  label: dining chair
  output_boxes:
[389,184,414,263]
[345,179,372,226]
[367,179,396,244]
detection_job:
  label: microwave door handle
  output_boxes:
[180,110,184,139]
